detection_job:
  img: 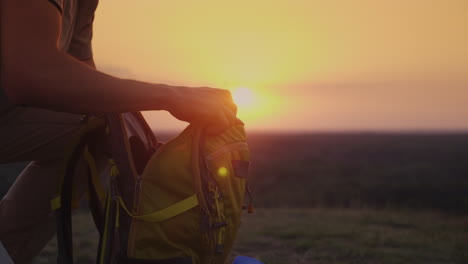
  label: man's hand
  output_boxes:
[167,86,238,128]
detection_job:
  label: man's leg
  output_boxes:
[0,160,63,263]
[0,107,105,263]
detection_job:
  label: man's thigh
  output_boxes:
[0,106,85,163]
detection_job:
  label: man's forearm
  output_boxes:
[5,50,179,114]
[2,0,178,114]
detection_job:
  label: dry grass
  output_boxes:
[34,208,468,264]
[233,208,468,264]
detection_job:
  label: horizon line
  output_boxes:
[152,128,468,135]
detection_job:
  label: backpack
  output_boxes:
[52,112,252,264]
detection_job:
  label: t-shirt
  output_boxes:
[48,0,98,60]
[0,0,98,114]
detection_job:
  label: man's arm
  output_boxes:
[1,0,235,125]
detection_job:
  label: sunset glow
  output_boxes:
[232,87,255,107]
[231,87,263,122]
[230,86,281,124]
[94,0,468,132]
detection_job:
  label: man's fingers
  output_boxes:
[168,86,238,127]
[222,105,237,124]
[217,108,231,127]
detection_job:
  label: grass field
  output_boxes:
[34,208,468,264]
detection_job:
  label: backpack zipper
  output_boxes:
[133,176,143,213]
[132,141,168,215]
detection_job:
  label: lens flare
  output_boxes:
[217,167,229,177]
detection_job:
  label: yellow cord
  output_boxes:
[108,159,120,177]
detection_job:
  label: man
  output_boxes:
[0,0,237,263]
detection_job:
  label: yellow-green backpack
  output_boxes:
[53,112,252,264]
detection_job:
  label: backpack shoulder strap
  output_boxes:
[52,117,107,264]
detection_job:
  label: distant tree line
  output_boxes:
[247,133,468,214]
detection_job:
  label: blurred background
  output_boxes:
[1,0,468,263]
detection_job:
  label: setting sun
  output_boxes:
[232,87,255,107]
[228,86,281,126]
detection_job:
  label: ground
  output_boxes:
[33,208,468,264]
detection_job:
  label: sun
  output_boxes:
[229,86,279,124]
[232,87,255,107]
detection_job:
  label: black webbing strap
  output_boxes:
[56,136,89,264]
[88,168,105,235]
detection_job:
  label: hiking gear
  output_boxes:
[232,256,264,264]
[53,112,252,264]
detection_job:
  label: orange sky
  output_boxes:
[93,0,468,131]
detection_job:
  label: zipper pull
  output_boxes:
[135,177,142,194]
[132,176,143,214]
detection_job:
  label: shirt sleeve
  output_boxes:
[47,0,63,14]
[67,0,98,60]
